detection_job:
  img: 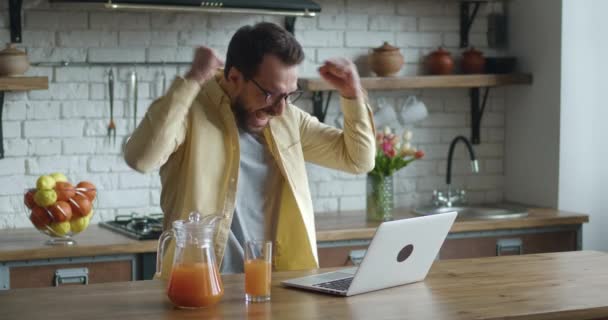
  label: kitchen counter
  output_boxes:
[0,225,158,262]
[316,207,589,241]
[2,251,608,320]
[0,208,588,262]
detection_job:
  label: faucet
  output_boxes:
[433,136,479,207]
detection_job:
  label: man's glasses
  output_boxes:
[250,78,303,106]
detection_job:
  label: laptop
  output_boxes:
[282,211,457,296]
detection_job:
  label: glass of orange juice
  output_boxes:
[244,240,272,303]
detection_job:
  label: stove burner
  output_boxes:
[99,213,164,240]
[127,217,152,234]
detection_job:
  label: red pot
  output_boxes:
[425,47,454,75]
[462,47,486,74]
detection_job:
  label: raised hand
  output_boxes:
[318,58,363,99]
[185,46,224,85]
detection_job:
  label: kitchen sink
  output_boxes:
[413,204,529,220]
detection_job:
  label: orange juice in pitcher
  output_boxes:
[168,263,223,308]
[156,212,224,308]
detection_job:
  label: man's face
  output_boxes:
[232,54,300,134]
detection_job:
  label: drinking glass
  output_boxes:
[244,240,272,303]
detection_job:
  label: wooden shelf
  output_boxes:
[0,76,49,91]
[299,73,533,91]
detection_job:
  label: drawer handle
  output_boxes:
[54,268,89,286]
[496,238,523,256]
[348,249,367,266]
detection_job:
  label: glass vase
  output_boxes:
[366,174,394,222]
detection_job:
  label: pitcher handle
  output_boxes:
[155,229,175,278]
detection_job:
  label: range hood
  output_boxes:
[49,0,321,17]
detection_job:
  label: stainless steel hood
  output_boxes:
[49,0,321,17]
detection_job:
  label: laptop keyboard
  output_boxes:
[313,277,353,292]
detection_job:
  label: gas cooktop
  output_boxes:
[99,213,164,240]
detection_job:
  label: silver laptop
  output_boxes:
[282,211,457,296]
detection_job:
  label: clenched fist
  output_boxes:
[185,46,224,85]
[318,58,363,99]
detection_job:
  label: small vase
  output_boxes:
[366,174,394,222]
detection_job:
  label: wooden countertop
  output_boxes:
[315,207,589,241]
[0,208,588,262]
[2,251,608,320]
[0,225,158,262]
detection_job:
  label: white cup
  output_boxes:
[373,98,399,129]
[399,96,428,125]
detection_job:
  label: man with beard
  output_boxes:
[124,22,375,275]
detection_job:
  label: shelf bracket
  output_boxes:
[285,17,296,35]
[312,91,332,123]
[9,0,23,43]
[470,87,490,145]
[459,1,485,48]
[0,91,5,159]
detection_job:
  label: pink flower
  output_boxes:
[383,146,396,157]
[382,141,394,157]
[415,150,425,159]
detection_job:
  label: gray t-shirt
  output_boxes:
[220,129,279,274]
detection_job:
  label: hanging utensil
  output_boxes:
[155,68,167,99]
[161,68,167,97]
[130,70,138,130]
[107,68,116,145]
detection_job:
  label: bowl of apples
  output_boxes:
[24,173,97,246]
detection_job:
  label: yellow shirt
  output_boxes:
[124,74,376,278]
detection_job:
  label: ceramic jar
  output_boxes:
[425,47,454,75]
[369,42,404,77]
[462,47,486,74]
[0,43,29,76]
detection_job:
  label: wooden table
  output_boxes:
[2,251,608,320]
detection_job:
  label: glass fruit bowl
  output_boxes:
[24,175,97,246]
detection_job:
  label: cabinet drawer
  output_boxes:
[440,230,577,260]
[318,245,368,268]
[9,260,133,289]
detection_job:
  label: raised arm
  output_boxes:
[300,58,376,174]
[124,47,223,173]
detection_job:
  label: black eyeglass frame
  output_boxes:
[249,78,303,106]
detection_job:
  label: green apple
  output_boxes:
[36,175,56,190]
[50,172,68,183]
[34,189,57,207]
[49,221,71,236]
[70,216,90,234]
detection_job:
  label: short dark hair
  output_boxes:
[224,22,304,80]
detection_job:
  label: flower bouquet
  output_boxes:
[367,127,424,221]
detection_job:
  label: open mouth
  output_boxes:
[251,108,273,128]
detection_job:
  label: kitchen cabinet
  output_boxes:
[1,254,138,290]
[439,228,578,259]
[317,225,582,268]
[317,243,368,268]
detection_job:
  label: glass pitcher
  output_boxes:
[156,212,224,308]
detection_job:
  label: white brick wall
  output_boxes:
[0,0,507,228]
